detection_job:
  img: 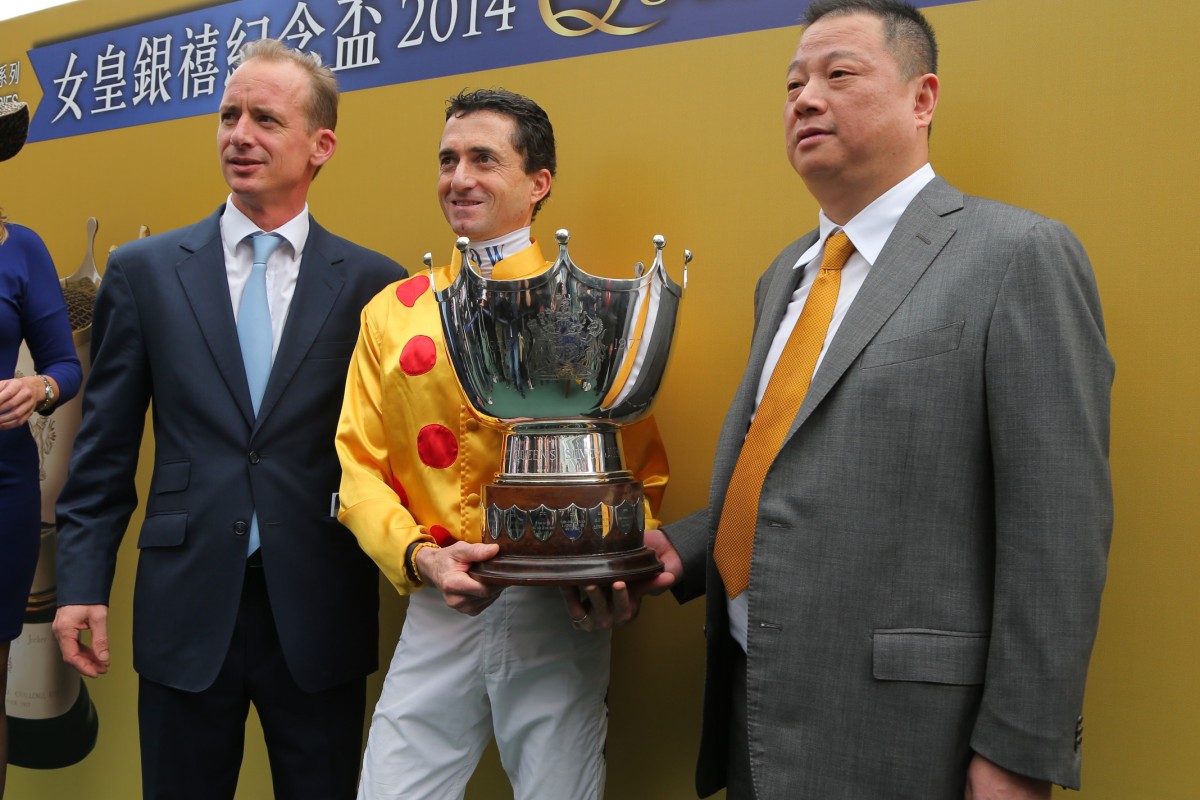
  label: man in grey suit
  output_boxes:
[50,39,403,798]
[572,1,1114,798]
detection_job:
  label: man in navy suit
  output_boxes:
[51,38,403,799]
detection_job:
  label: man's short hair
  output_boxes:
[804,0,938,78]
[445,88,557,219]
[236,38,339,133]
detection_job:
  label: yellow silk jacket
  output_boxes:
[336,240,670,594]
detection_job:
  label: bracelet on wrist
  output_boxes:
[34,374,55,413]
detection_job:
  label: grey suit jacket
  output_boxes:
[57,207,404,693]
[669,178,1113,799]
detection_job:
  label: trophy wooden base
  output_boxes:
[470,479,664,586]
[470,547,663,586]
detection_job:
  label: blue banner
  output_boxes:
[26,0,966,143]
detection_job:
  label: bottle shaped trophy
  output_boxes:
[6,218,102,768]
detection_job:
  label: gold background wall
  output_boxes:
[2,0,1197,797]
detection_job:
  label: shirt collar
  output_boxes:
[797,164,936,267]
[220,195,311,258]
[463,227,532,276]
[446,237,548,284]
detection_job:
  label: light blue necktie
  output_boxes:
[237,231,283,556]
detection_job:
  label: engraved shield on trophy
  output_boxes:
[434,229,689,585]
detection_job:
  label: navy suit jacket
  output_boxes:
[57,206,405,693]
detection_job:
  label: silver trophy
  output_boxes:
[433,229,690,584]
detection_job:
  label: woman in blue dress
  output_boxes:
[0,99,82,796]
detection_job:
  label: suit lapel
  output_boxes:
[176,207,257,428]
[709,235,816,516]
[705,180,963,542]
[789,178,963,435]
[254,218,345,426]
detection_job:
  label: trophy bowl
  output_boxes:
[433,229,690,585]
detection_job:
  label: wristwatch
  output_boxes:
[34,374,56,414]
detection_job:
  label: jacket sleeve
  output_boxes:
[665,507,710,604]
[969,219,1114,789]
[19,226,82,404]
[55,252,151,605]
[334,296,429,595]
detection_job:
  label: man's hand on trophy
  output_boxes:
[414,541,503,616]
[52,604,111,678]
[561,529,683,632]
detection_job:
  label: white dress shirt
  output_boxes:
[220,197,310,361]
[728,164,936,650]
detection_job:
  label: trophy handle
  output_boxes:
[64,216,100,289]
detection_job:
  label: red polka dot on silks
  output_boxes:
[417,424,459,469]
[429,525,454,546]
[395,275,430,308]
[390,477,409,506]
[400,335,437,376]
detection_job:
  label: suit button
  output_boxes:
[249,451,261,464]
[234,521,248,535]
[465,418,480,432]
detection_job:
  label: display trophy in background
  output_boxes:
[4,218,144,768]
[434,230,689,584]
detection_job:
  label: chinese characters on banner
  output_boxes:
[1,60,20,101]
[24,0,963,143]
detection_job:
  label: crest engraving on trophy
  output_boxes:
[527,304,605,385]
